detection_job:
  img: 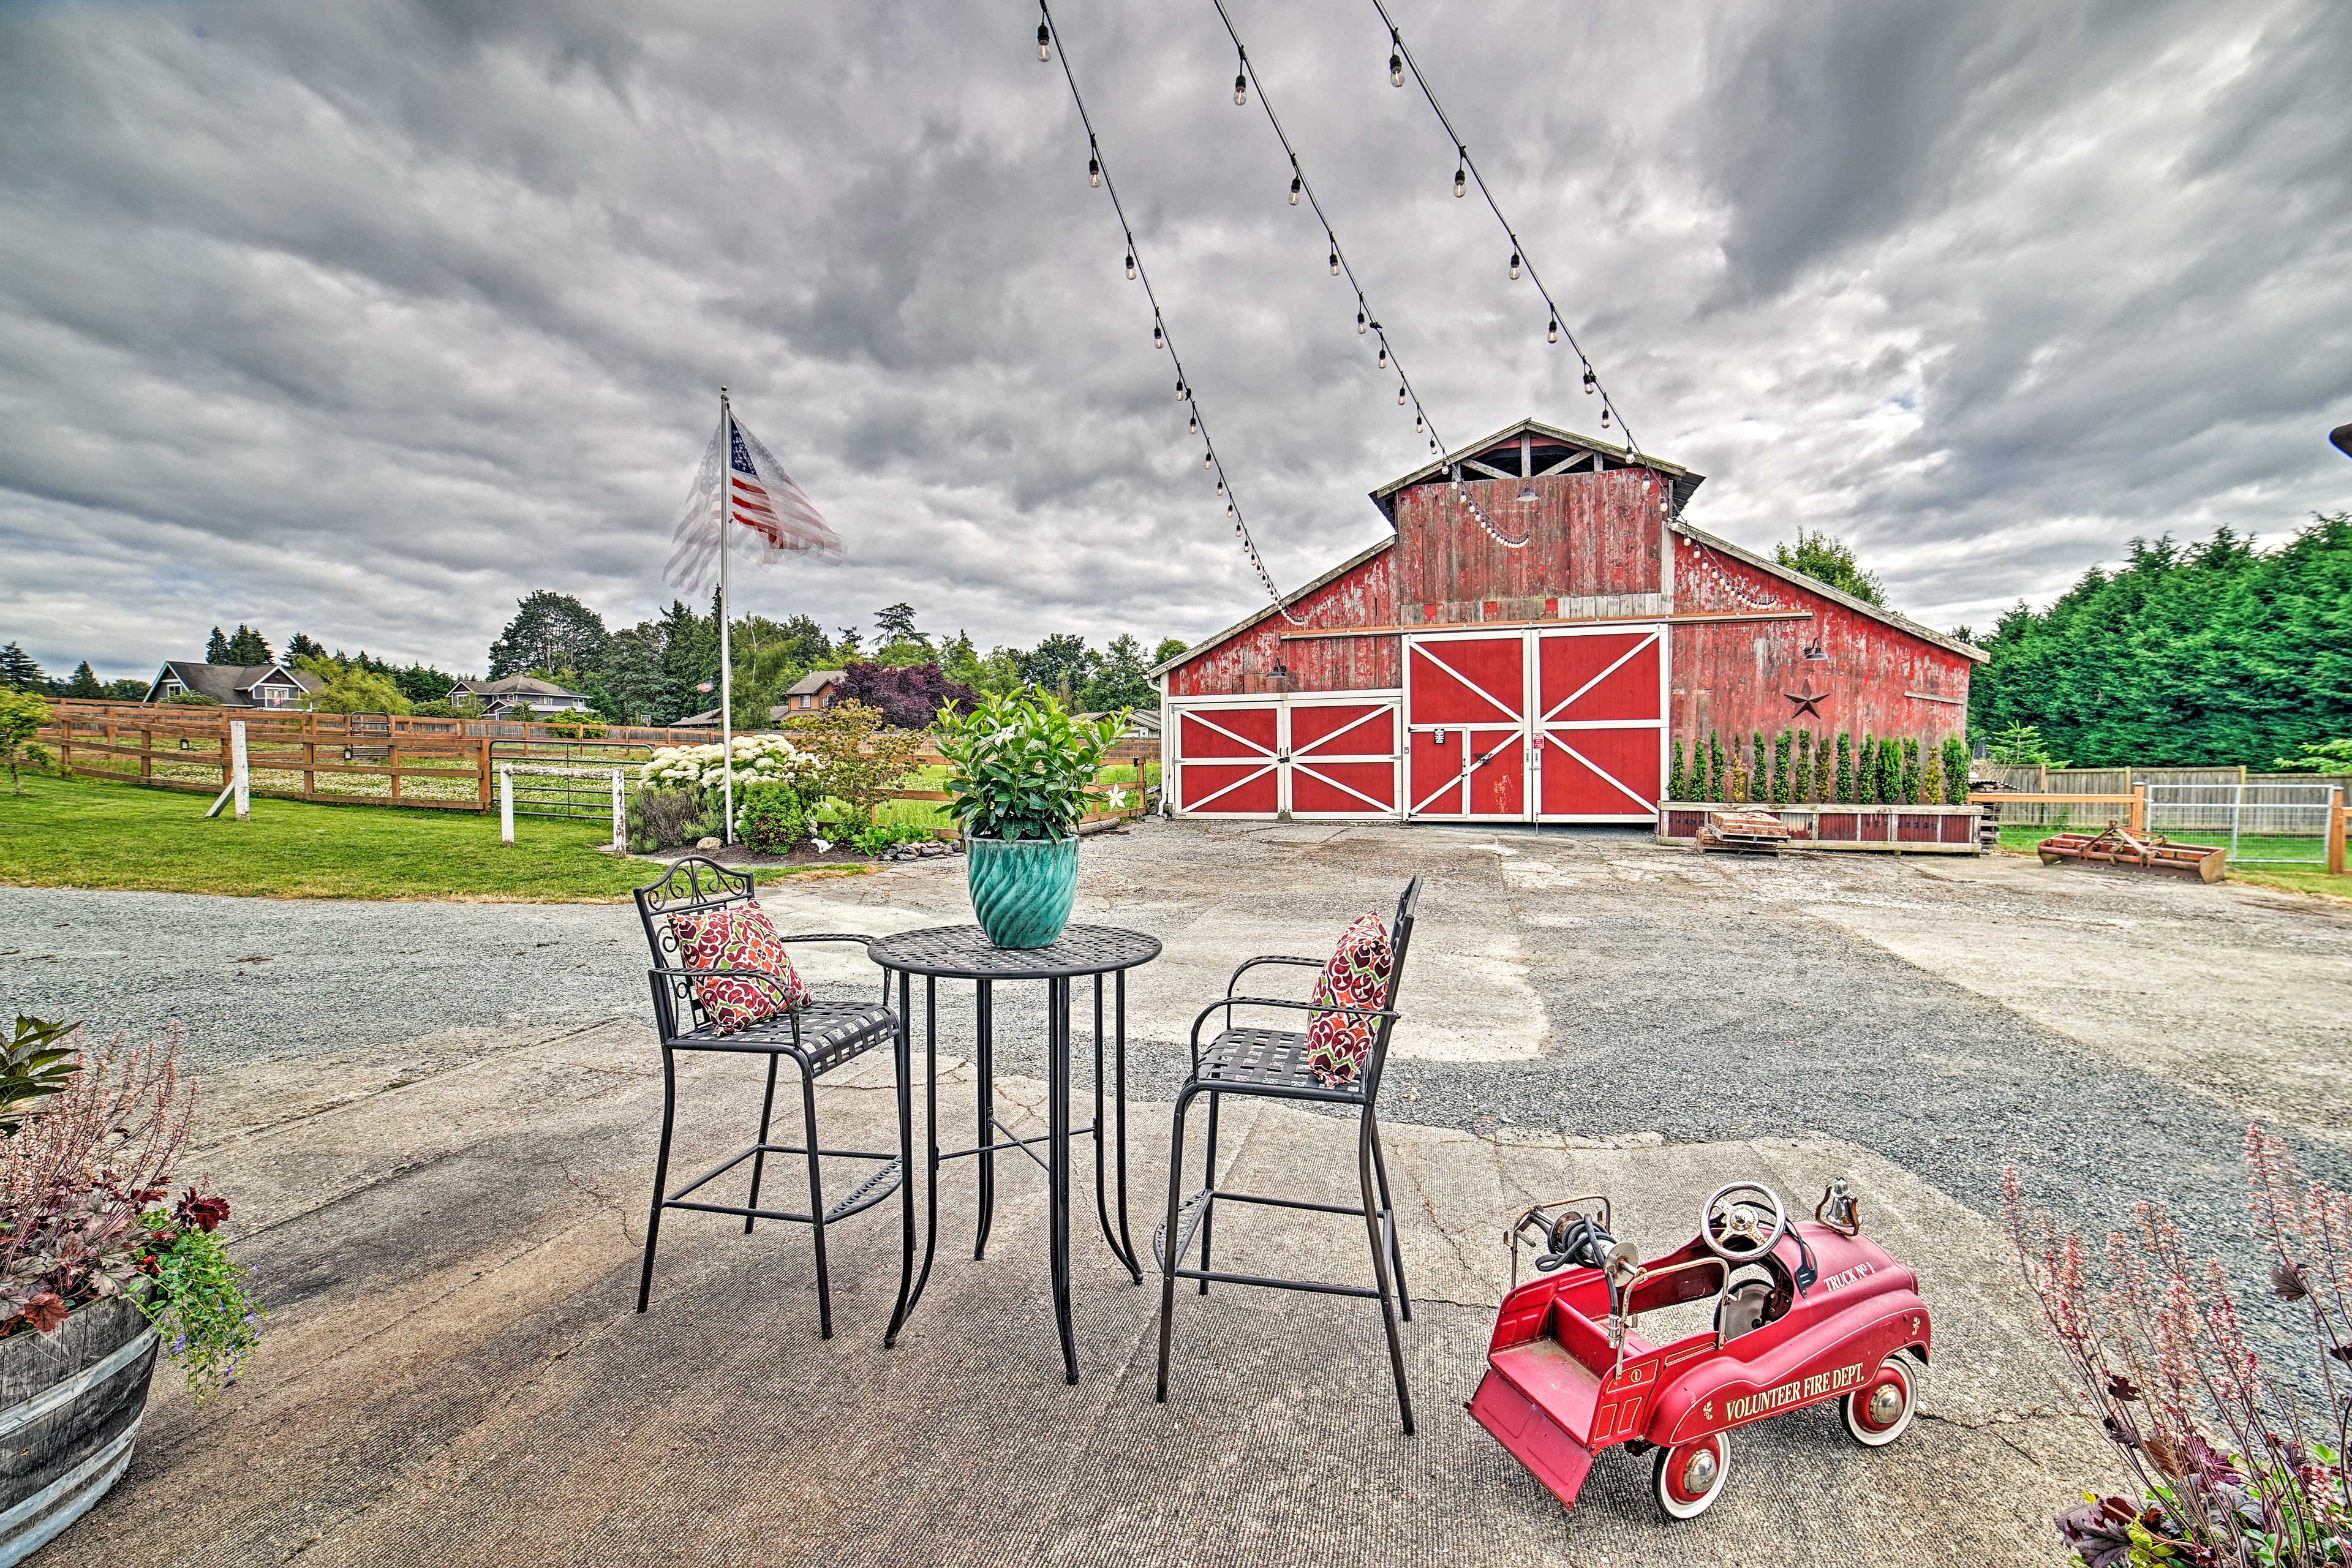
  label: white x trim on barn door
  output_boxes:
[1174,706,1280,814]
[1532,624,1668,823]
[1288,703,1397,816]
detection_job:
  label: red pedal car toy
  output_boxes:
[1468,1178,1931,1520]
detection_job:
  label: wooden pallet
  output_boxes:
[1696,810,1793,856]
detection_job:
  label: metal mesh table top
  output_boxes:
[865,924,1161,980]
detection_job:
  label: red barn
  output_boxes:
[1153,417,1984,826]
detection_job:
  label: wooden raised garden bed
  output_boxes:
[1657,802,1983,854]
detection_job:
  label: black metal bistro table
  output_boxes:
[870,923,1160,1384]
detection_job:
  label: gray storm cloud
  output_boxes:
[1,0,2345,676]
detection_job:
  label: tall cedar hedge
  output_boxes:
[1751,731,1766,804]
[1668,739,1686,802]
[1941,736,1970,803]
[1966,513,2352,766]
[1793,730,1813,802]
[1771,730,1792,804]
[1835,731,1853,802]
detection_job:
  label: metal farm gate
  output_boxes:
[2146,782,2340,864]
[488,737,652,821]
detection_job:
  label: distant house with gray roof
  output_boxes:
[448,675,592,718]
[142,660,318,709]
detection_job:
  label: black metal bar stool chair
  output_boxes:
[1155,876,1422,1431]
[633,858,906,1339]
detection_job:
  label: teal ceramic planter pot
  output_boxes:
[966,834,1078,948]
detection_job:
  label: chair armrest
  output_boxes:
[1224,954,1324,998]
[1187,994,1401,1068]
[772,932,878,948]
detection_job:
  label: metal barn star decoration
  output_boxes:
[1784,689,1829,718]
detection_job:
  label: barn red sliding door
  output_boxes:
[1534,625,1665,821]
[1404,633,1528,820]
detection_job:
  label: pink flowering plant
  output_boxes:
[2002,1127,2351,1567]
[0,1017,260,1400]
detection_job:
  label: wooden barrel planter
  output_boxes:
[0,1293,157,1566]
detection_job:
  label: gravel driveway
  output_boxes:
[8,820,2348,1365]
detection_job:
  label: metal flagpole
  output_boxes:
[717,385,734,846]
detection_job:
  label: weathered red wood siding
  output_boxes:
[1392,469,1662,620]
[1166,543,1399,696]
[1668,534,1971,756]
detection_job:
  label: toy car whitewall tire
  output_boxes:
[1652,1432,1730,1520]
[1842,1353,1918,1447]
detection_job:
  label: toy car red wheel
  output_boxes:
[1842,1354,1918,1447]
[1651,1432,1730,1520]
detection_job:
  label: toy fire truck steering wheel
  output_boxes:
[1701,1182,1789,1262]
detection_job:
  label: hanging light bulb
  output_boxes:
[1153,320,1164,350]
[1356,309,1366,334]
[1037,17,1051,62]
[1329,246,1340,276]
[1175,378,1187,401]
[1599,406,1611,428]
[1454,160,1466,198]
[1227,499,1235,516]
[1203,449,1213,469]
[1376,342,1387,369]
[1414,410,1423,431]
[1289,175,1302,206]
[1398,383,1408,405]
[1509,250,1521,281]
[1216,476,1224,496]
[1428,437,1438,453]
[1188,410,1198,435]
[1088,144,1101,188]
[1125,251,1136,280]
[1389,32,1403,87]
[1583,365,1597,394]
[1234,60,1248,106]
[1547,315,1559,344]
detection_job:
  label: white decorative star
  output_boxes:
[1107,786,1129,809]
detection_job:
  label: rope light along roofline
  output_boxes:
[1035,1,1305,625]
[1368,0,1677,529]
[1209,0,1529,549]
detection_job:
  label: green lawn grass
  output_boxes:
[0,773,842,901]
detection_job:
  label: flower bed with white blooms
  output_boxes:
[639,736,816,797]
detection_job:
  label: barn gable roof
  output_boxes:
[1370,416,1705,522]
[1673,519,1988,662]
[1147,535,1396,680]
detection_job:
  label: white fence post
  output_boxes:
[230,720,249,820]
[611,767,625,853]
[500,765,514,845]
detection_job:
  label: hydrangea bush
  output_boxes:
[639,736,816,797]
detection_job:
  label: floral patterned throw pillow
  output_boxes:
[668,900,810,1035]
[1303,911,1395,1088]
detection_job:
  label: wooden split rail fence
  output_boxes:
[34,700,1162,827]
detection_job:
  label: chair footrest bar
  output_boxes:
[668,1144,902,1204]
[1208,1189,1371,1219]
[823,1158,903,1224]
[664,1197,815,1224]
[1168,1266,1382,1300]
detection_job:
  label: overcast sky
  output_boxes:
[2,0,2346,680]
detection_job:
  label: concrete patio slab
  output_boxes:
[56,1016,2103,1568]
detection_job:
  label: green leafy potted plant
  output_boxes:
[935,690,1124,948]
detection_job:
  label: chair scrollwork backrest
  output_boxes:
[633,856,755,1036]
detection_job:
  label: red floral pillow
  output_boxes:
[668,901,809,1035]
[1304,911,1395,1088]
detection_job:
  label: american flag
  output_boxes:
[666,406,842,592]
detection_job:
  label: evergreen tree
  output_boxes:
[1941,736,1971,803]
[941,631,986,690]
[285,631,326,662]
[1153,636,1191,667]
[0,644,43,691]
[1792,729,1812,802]
[224,624,272,663]
[1857,736,1877,803]
[1079,634,1156,714]
[1835,731,1853,802]
[63,661,104,698]
[1771,731,1791,804]
[1707,729,1725,802]
[1879,737,1903,803]
[1751,731,1767,804]
[205,627,232,663]
[1900,737,1921,804]
[1668,739,1686,802]
[871,602,928,650]
[1920,751,1946,806]
[488,591,608,680]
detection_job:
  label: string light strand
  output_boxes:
[1370,0,1676,531]
[1036,1,1305,625]
[1212,0,1528,550]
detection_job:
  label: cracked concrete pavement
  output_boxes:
[13,818,2351,1564]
